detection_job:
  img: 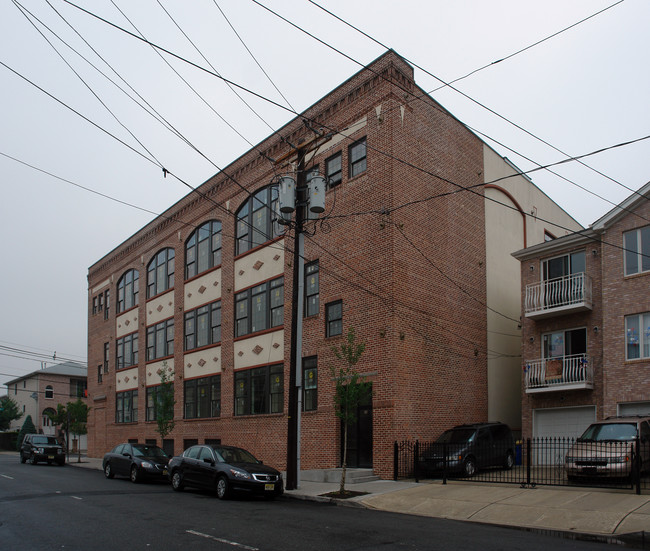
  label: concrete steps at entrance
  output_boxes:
[300,468,379,484]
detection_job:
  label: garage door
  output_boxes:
[533,406,596,440]
[618,402,650,416]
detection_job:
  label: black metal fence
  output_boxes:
[394,437,649,494]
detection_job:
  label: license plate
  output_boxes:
[48,455,55,460]
[264,484,275,491]
[162,469,168,476]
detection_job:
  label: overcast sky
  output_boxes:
[1,0,648,390]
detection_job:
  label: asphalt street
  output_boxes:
[0,454,613,550]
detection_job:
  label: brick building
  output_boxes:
[87,50,579,478]
[514,181,650,440]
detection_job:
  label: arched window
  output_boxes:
[43,408,56,427]
[236,185,281,255]
[147,248,175,298]
[117,269,139,313]
[185,220,222,279]
[45,386,54,399]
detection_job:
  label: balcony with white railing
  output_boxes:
[524,354,594,393]
[524,272,593,319]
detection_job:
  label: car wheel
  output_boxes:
[20,453,26,464]
[104,462,114,479]
[130,466,140,484]
[171,471,184,492]
[504,450,515,470]
[29,454,38,465]
[463,457,476,477]
[216,476,230,500]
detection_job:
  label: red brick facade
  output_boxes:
[87,51,511,478]
[516,184,650,439]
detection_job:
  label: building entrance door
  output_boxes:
[341,388,373,468]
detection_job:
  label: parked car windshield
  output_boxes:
[132,445,168,458]
[32,436,58,445]
[214,447,259,464]
[436,428,475,444]
[579,423,637,442]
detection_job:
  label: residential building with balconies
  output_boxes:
[514,181,650,441]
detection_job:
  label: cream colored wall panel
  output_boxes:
[234,330,284,370]
[184,269,221,311]
[182,347,221,379]
[145,359,176,386]
[146,290,175,325]
[234,241,285,292]
[116,310,139,338]
[115,367,139,391]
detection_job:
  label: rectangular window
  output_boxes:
[348,138,367,178]
[304,261,319,317]
[146,384,174,421]
[184,375,221,419]
[326,152,342,187]
[303,356,317,411]
[624,227,650,276]
[92,297,98,315]
[70,379,87,398]
[146,319,174,361]
[116,332,138,369]
[326,300,343,337]
[98,293,104,312]
[104,290,110,320]
[543,328,586,359]
[235,277,284,337]
[116,389,138,423]
[97,365,103,385]
[184,301,221,351]
[626,313,650,360]
[103,342,110,374]
[234,364,283,416]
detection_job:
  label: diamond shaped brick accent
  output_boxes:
[157,305,163,312]
[253,260,264,271]
[198,285,206,294]
[213,281,219,286]
[239,270,245,276]
[198,359,206,367]
[273,343,280,349]
[125,319,130,326]
[252,345,263,355]
[238,351,244,357]
[186,363,191,368]
[274,255,281,262]
[124,376,129,383]
[213,357,219,363]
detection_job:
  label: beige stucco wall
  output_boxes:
[483,145,583,432]
[184,269,221,311]
[145,289,175,325]
[234,241,285,292]
[116,309,139,339]
[182,347,221,380]
[234,330,284,370]
[115,367,139,391]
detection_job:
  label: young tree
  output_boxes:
[16,415,37,451]
[154,362,176,442]
[0,395,22,431]
[67,399,89,463]
[331,327,371,496]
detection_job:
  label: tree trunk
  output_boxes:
[340,422,348,495]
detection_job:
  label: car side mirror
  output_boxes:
[203,458,214,465]
[123,453,131,458]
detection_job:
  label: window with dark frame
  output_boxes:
[116,332,138,370]
[326,152,342,187]
[234,364,283,416]
[97,365,103,384]
[326,300,343,337]
[184,375,221,419]
[147,248,175,298]
[104,290,110,320]
[235,277,284,337]
[92,297,98,315]
[626,312,650,360]
[116,389,138,423]
[103,342,110,374]
[146,319,174,361]
[303,356,317,411]
[185,301,221,351]
[235,185,282,256]
[348,138,367,178]
[304,261,319,317]
[185,220,223,279]
[117,269,139,313]
[146,383,174,421]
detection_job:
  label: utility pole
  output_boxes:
[278,139,326,491]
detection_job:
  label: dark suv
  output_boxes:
[20,434,66,466]
[419,422,515,477]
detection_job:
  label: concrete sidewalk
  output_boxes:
[62,455,650,542]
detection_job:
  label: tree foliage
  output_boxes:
[154,362,176,441]
[45,400,89,462]
[0,395,22,431]
[331,327,371,495]
[16,415,36,451]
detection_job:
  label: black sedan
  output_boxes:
[103,443,169,483]
[168,444,283,500]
